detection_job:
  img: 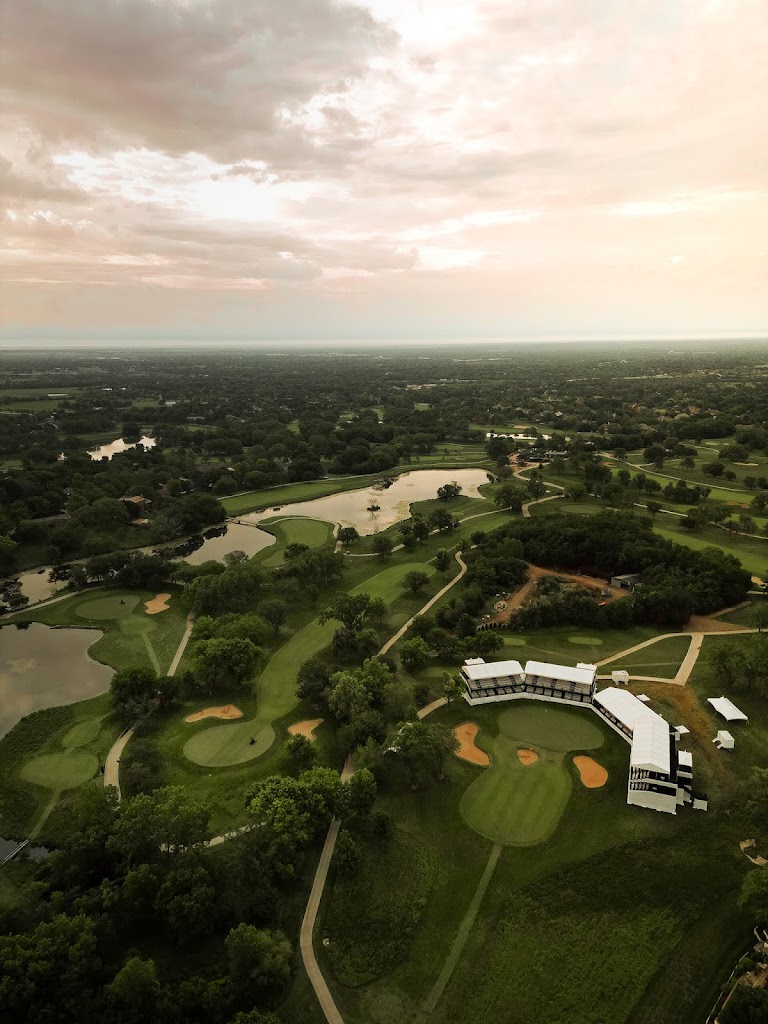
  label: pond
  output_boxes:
[88,435,156,460]
[0,623,113,738]
[241,468,491,536]
[161,522,275,564]
[4,567,69,607]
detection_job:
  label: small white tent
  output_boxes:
[713,730,735,750]
[707,697,748,722]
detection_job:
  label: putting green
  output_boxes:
[184,719,275,767]
[20,751,98,790]
[504,637,526,646]
[62,718,102,749]
[182,561,435,767]
[568,636,604,646]
[460,705,604,846]
[76,594,141,620]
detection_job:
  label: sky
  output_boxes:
[1,0,767,342]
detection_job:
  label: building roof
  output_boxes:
[707,697,748,722]
[716,730,734,742]
[462,659,525,681]
[594,687,671,774]
[524,660,596,686]
[678,750,693,768]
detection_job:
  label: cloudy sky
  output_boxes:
[1,0,766,341]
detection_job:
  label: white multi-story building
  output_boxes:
[460,658,705,815]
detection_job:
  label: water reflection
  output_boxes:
[0,622,113,738]
[88,435,157,460]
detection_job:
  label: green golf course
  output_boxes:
[459,704,605,845]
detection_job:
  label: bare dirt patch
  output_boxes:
[488,564,627,625]
[185,704,243,723]
[516,747,539,766]
[573,755,608,788]
[145,593,171,614]
[288,718,324,741]
[454,722,490,766]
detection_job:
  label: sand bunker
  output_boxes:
[454,723,490,766]
[517,747,539,766]
[185,704,243,723]
[145,593,171,614]
[288,718,324,741]
[573,755,608,788]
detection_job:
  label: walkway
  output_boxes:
[379,551,467,656]
[300,568,466,1024]
[103,610,196,802]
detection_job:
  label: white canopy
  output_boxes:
[525,660,596,686]
[707,697,748,722]
[594,687,671,775]
[462,659,524,682]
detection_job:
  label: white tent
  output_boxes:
[707,697,748,722]
[611,670,630,685]
[713,730,735,750]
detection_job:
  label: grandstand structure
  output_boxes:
[461,657,706,814]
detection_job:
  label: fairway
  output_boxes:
[460,705,604,845]
[62,718,102,749]
[76,594,141,619]
[20,751,98,790]
[182,562,435,767]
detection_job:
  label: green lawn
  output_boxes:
[255,517,334,568]
[652,525,768,576]
[10,586,188,675]
[318,691,760,1024]
[0,692,121,840]
[459,705,604,845]
[608,635,692,678]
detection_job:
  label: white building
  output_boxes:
[460,658,704,816]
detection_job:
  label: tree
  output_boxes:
[372,534,393,560]
[403,569,430,593]
[646,501,661,523]
[429,508,456,532]
[435,549,451,575]
[0,533,17,571]
[338,526,359,546]
[400,636,431,670]
[718,984,768,1024]
[0,914,101,1024]
[296,657,331,707]
[749,603,768,633]
[261,599,288,636]
[106,957,161,1024]
[368,595,388,626]
[190,637,260,692]
[738,866,768,925]
[394,720,458,787]
[226,924,292,994]
[285,733,317,772]
[412,518,430,542]
[525,471,546,500]
[334,829,362,874]
[107,786,209,866]
[443,673,465,702]
[328,672,372,721]
[319,593,373,631]
[110,666,160,722]
[494,484,525,511]
[155,859,216,942]
[345,767,377,818]
[437,481,462,500]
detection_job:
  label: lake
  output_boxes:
[241,468,491,535]
[164,522,275,564]
[88,435,156,460]
[0,623,113,738]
